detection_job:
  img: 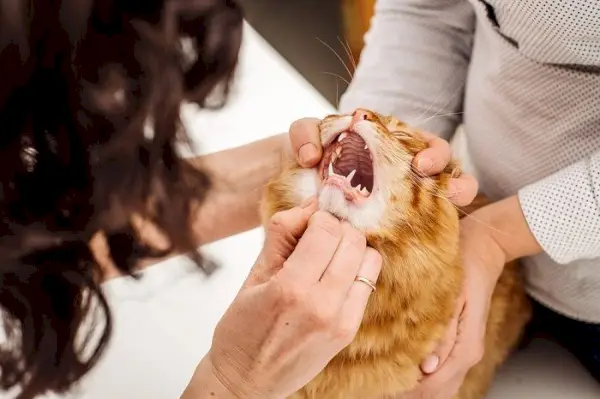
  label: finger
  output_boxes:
[420,305,485,394]
[412,131,452,176]
[289,117,323,167]
[279,211,344,285]
[318,222,367,302]
[245,198,318,286]
[421,301,462,374]
[337,248,382,335]
[417,366,467,399]
[447,174,479,207]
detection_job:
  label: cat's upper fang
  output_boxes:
[346,169,356,183]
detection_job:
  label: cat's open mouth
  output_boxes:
[319,130,375,203]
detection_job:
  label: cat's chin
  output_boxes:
[316,185,385,232]
[290,168,385,231]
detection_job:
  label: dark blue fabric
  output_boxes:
[527,299,600,384]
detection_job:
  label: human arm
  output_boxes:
[179,201,382,399]
[459,148,600,265]
[339,0,476,141]
[411,153,600,397]
[185,133,287,244]
[180,356,238,399]
[401,195,542,399]
[517,151,600,264]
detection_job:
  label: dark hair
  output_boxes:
[0,1,243,397]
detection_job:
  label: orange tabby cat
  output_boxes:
[260,109,532,399]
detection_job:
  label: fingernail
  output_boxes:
[300,196,316,208]
[298,143,318,165]
[417,157,433,173]
[447,182,460,198]
[421,355,440,374]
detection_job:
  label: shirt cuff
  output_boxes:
[518,154,600,264]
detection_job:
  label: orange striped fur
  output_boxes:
[261,110,531,399]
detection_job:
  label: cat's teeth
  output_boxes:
[328,162,334,176]
[335,147,342,156]
[338,133,347,142]
[364,144,368,150]
[361,187,369,195]
[346,169,356,183]
[356,184,362,191]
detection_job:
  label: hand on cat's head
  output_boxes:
[287,115,478,207]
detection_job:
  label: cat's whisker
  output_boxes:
[336,78,340,110]
[409,76,461,124]
[317,37,354,81]
[407,68,467,128]
[321,71,351,86]
[412,112,464,129]
[403,167,509,236]
[414,82,465,128]
[338,36,357,72]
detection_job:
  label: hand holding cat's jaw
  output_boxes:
[288,117,323,167]
[287,114,478,207]
[411,129,478,207]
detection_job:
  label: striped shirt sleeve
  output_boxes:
[338,0,476,140]
[519,151,600,264]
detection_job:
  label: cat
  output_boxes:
[260,109,532,399]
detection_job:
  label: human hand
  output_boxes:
[287,117,478,206]
[200,199,383,399]
[401,216,506,399]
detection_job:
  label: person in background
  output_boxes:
[0,1,476,399]
[288,0,600,397]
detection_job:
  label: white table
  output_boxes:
[43,21,598,399]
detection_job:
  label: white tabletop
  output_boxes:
[36,20,599,399]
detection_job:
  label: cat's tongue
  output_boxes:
[332,132,373,192]
[321,131,374,199]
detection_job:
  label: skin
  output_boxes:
[180,201,382,398]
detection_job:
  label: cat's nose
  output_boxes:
[351,109,375,125]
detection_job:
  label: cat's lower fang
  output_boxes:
[328,162,334,176]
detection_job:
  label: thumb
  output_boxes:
[244,197,318,287]
[288,117,323,167]
[421,298,463,374]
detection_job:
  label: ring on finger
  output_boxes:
[354,276,376,292]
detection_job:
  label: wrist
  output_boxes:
[181,356,241,399]
[466,195,542,262]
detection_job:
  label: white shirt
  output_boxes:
[339,0,600,323]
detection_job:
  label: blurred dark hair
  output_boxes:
[0,1,243,397]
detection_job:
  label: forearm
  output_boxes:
[468,195,543,263]
[339,0,475,140]
[180,356,238,399]
[517,152,600,264]
[187,133,287,244]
